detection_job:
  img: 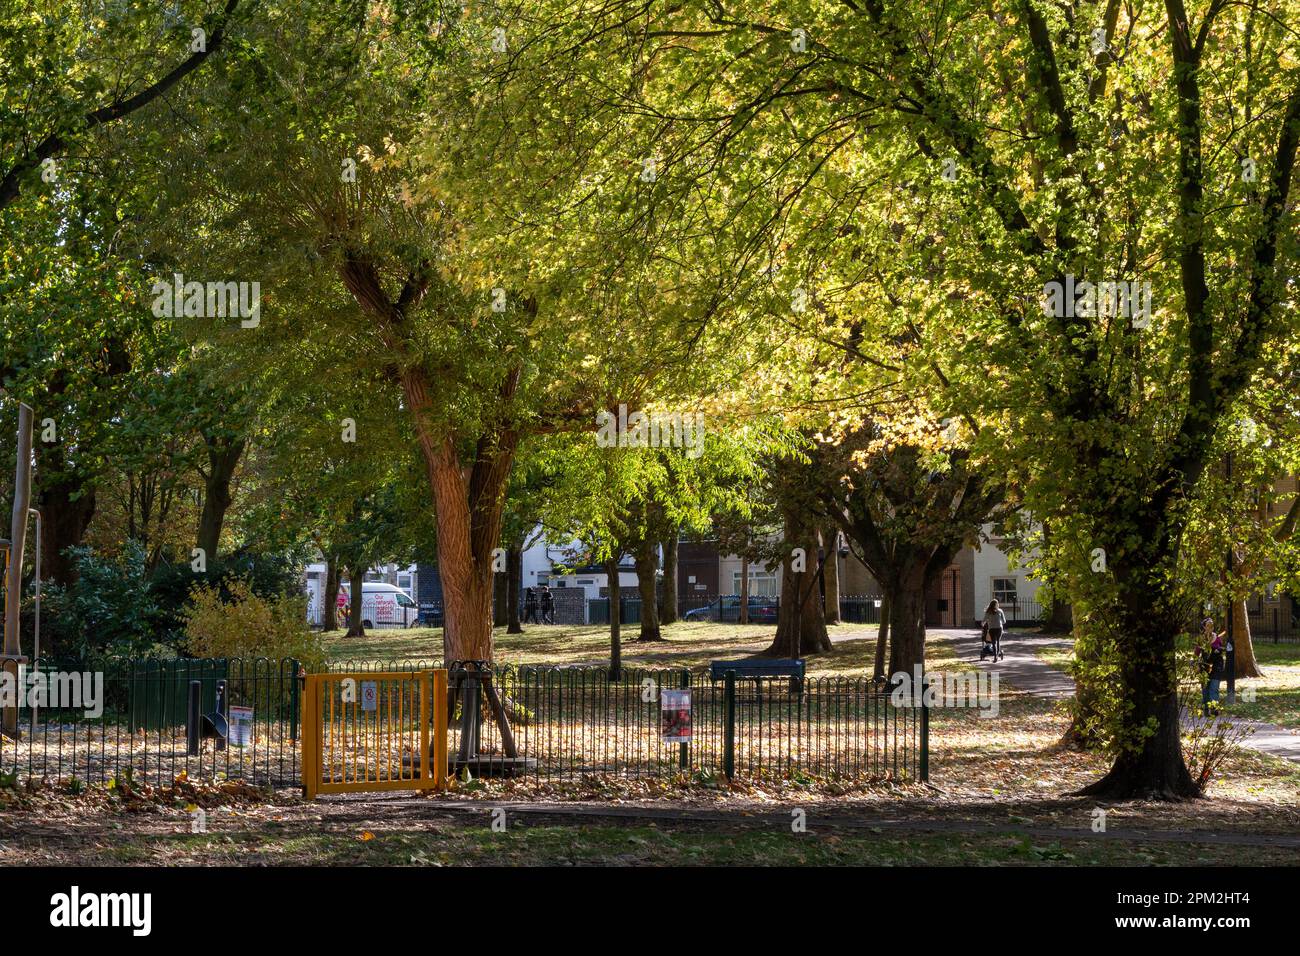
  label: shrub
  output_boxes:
[181,578,324,670]
[61,543,166,664]
[149,548,308,647]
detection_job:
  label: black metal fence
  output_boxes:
[2,656,928,790]
[320,659,927,785]
[1248,607,1300,643]
[0,658,302,789]
[999,599,1046,626]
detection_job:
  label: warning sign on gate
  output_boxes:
[229,706,254,747]
[361,681,378,712]
[660,689,692,743]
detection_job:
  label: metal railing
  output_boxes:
[2,656,928,790]
[0,657,302,789]
[323,660,927,785]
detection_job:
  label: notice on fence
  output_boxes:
[229,706,254,747]
[361,681,378,712]
[660,689,692,743]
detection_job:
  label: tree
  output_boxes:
[815,424,1006,674]
[552,0,1300,799]
[0,0,243,211]
[140,1,739,665]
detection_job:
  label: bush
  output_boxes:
[60,543,166,664]
[181,578,324,669]
[148,548,308,647]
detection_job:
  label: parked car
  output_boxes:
[683,595,779,623]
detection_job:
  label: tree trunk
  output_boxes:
[874,591,891,680]
[1046,596,1073,632]
[1229,597,1264,679]
[822,524,841,625]
[887,569,928,677]
[739,554,750,624]
[635,539,662,641]
[339,261,518,665]
[322,556,340,632]
[196,435,246,562]
[658,529,679,624]
[605,557,622,680]
[37,477,96,586]
[765,511,832,656]
[345,564,366,638]
[401,370,517,665]
[506,544,523,634]
[1077,574,1198,800]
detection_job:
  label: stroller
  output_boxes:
[979,622,996,660]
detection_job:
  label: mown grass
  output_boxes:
[1032,637,1300,729]
[323,620,890,677]
[66,819,1300,866]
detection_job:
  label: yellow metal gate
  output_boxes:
[302,670,448,798]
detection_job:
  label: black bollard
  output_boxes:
[214,680,227,752]
[186,680,201,756]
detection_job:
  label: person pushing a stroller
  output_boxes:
[980,599,1006,661]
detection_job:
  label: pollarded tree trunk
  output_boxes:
[635,539,662,641]
[322,556,341,632]
[398,368,518,665]
[506,544,523,634]
[822,524,841,625]
[346,563,366,638]
[765,511,832,656]
[339,257,518,666]
[659,529,679,624]
[605,557,623,680]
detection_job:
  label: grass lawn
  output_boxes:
[3,787,1297,865]
[24,819,1298,866]
[322,620,894,677]
[1033,636,1300,730]
[1227,642,1300,729]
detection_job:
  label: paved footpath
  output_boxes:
[929,627,1300,765]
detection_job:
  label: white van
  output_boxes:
[339,582,419,628]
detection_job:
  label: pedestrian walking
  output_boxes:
[981,599,1006,661]
[1200,616,1227,708]
[540,584,555,624]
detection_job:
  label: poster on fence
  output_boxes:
[229,705,254,747]
[660,689,692,743]
[361,681,378,712]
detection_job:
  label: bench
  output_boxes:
[709,658,805,681]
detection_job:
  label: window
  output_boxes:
[397,593,415,608]
[398,575,412,591]
[733,571,779,597]
[991,577,1018,606]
